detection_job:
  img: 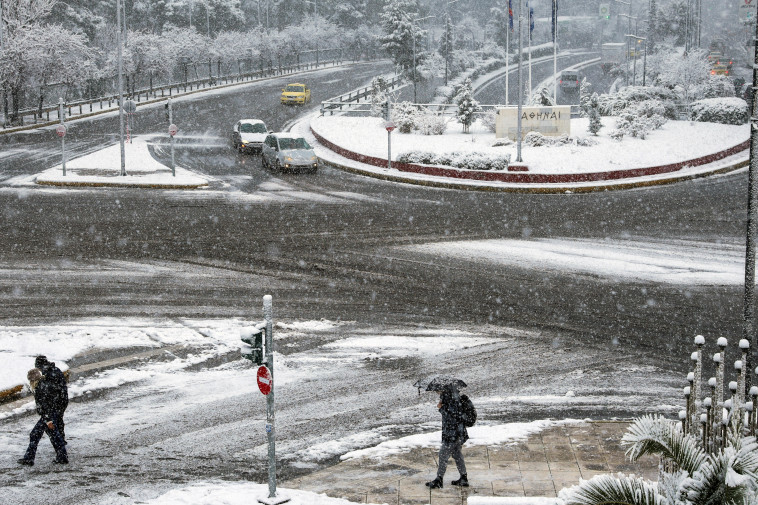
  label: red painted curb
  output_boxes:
[311,126,748,184]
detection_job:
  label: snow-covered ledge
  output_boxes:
[467,498,564,505]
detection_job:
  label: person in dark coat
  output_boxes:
[426,385,468,489]
[34,355,68,441]
[17,364,69,466]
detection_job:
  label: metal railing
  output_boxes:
[5,56,350,129]
[319,75,404,115]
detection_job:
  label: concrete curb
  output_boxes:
[34,178,210,189]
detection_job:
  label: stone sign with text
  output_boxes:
[495,106,571,140]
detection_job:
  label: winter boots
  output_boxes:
[425,477,443,489]
[451,474,469,487]
[17,458,33,466]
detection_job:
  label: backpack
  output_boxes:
[460,394,477,427]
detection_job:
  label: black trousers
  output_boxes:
[23,414,67,462]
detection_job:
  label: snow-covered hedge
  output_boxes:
[597,86,679,119]
[397,151,511,171]
[416,113,448,135]
[690,97,749,125]
[523,132,597,147]
[390,103,448,135]
[391,102,421,133]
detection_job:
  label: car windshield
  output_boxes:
[562,73,577,80]
[278,137,311,150]
[240,122,266,133]
[285,85,304,92]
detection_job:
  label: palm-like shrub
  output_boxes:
[560,415,758,505]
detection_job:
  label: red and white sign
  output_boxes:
[168,123,178,137]
[384,121,396,132]
[257,365,272,395]
[56,124,67,137]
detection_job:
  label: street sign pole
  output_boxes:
[59,98,66,176]
[259,294,289,504]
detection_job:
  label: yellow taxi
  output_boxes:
[280,83,311,105]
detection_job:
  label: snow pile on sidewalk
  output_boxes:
[310,115,748,173]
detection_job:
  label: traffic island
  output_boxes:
[34,137,210,189]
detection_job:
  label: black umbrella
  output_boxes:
[414,375,467,395]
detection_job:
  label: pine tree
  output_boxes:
[579,77,591,118]
[455,78,481,133]
[439,14,454,85]
[647,0,657,55]
[380,0,419,78]
[587,93,602,136]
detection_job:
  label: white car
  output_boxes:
[261,133,318,173]
[232,119,269,154]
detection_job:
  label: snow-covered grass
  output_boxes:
[310,115,748,173]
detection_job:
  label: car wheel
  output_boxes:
[274,160,281,172]
[262,155,268,169]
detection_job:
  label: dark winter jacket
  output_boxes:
[439,387,469,445]
[35,363,68,422]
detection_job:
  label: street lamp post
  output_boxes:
[614,0,632,86]
[516,0,523,162]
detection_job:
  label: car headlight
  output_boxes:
[310,156,317,161]
[284,156,293,162]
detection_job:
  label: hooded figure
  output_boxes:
[426,385,469,489]
[18,358,69,466]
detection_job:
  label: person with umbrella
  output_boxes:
[421,376,469,489]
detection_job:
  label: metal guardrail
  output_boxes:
[5,58,346,128]
[319,75,404,115]
[320,98,581,118]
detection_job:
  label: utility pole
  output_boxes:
[743,3,758,395]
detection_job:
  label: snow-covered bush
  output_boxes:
[391,101,421,133]
[523,132,597,147]
[480,110,497,133]
[698,74,736,99]
[609,99,668,140]
[597,86,679,119]
[690,97,749,125]
[416,112,448,135]
[397,150,510,171]
[454,78,481,133]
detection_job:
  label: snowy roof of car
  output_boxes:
[271,132,303,139]
[240,119,265,124]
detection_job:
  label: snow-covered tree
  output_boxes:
[454,77,481,133]
[380,0,425,80]
[587,93,602,136]
[370,76,389,117]
[529,86,555,106]
[579,77,591,117]
[439,14,454,84]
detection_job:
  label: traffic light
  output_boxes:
[240,326,264,365]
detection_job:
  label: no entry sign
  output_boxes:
[56,124,67,137]
[257,365,272,395]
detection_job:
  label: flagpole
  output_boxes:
[506,18,509,105]
[528,3,532,102]
[553,0,558,103]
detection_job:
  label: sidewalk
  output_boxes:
[284,421,659,505]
